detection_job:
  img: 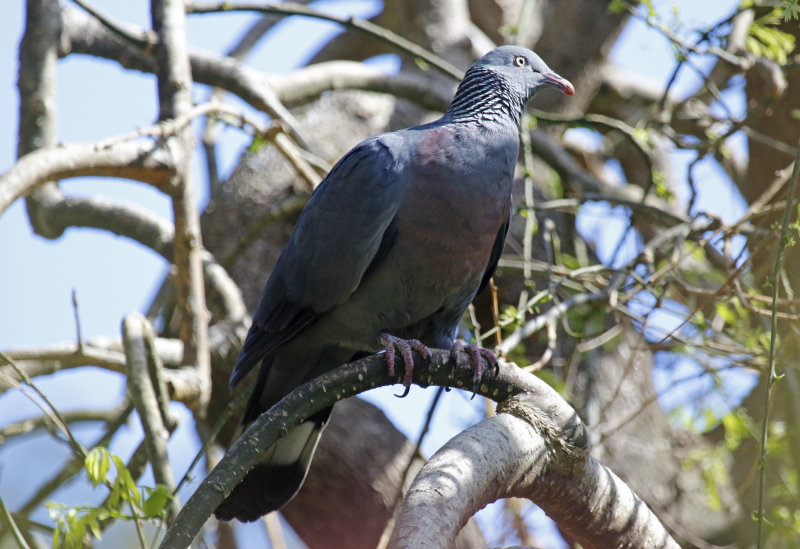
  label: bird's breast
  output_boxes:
[394,128,515,283]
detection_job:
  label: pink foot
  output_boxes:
[380,333,430,395]
[450,341,499,396]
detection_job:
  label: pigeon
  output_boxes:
[214,45,574,522]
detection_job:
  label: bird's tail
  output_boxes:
[214,406,331,522]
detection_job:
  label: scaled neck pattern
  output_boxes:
[444,66,527,129]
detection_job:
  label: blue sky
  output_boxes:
[0,0,748,547]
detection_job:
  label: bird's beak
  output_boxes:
[543,71,575,96]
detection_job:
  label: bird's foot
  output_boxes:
[450,341,499,398]
[380,333,430,397]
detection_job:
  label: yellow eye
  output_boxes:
[513,56,527,67]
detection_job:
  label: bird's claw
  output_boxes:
[450,342,499,398]
[380,333,430,397]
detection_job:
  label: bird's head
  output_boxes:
[447,46,574,124]
[474,45,575,100]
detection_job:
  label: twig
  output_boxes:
[70,0,152,49]
[499,291,611,356]
[518,114,538,328]
[0,407,126,443]
[756,138,800,547]
[0,352,87,459]
[16,401,133,516]
[71,289,84,351]
[173,387,250,496]
[0,497,32,549]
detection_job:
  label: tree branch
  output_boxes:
[62,4,455,119]
[0,140,173,217]
[389,393,679,549]
[187,1,463,80]
[122,313,180,521]
[159,349,673,548]
[0,324,242,407]
[151,0,212,416]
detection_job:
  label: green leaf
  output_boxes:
[85,447,111,488]
[248,134,269,153]
[142,485,172,518]
[715,301,737,325]
[52,519,63,549]
[746,10,796,64]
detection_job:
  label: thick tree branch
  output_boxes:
[62,4,454,118]
[159,350,673,548]
[0,141,173,217]
[151,0,212,415]
[18,0,60,239]
[122,314,180,520]
[389,393,679,549]
[187,2,462,80]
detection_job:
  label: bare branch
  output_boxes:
[389,393,679,549]
[151,0,212,416]
[0,407,127,444]
[159,350,672,549]
[0,141,173,217]
[122,313,181,521]
[187,2,463,80]
[0,352,87,459]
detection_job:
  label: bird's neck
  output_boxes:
[444,67,526,127]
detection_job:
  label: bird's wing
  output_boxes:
[476,212,510,296]
[229,133,407,387]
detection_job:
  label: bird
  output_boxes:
[214,45,574,522]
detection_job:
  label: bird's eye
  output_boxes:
[513,56,527,67]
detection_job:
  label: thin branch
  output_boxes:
[0,497,32,549]
[0,407,126,444]
[70,0,153,48]
[499,291,612,356]
[757,138,800,547]
[0,352,87,459]
[187,2,463,80]
[16,401,134,516]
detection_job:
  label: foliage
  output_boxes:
[746,8,796,64]
[47,448,171,549]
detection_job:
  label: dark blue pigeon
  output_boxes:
[214,45,574,522]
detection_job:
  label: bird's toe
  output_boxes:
[451,342,499,398]
[380,333,430,392]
